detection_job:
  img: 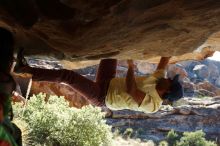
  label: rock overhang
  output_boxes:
[0,0,220,68]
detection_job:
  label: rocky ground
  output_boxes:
[106,97,220,144]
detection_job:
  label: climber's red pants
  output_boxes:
[21,59,117,106]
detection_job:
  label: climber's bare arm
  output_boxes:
[125,57,171,105]
[126,60,145,105]
[156,57,171,70]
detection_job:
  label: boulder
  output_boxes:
[207,63,219,84]
[193,64,209,81]
[0,0,220,66]
[12,73,90,108]
[215,77,220,88]
[194,89,215,97]
[107,99,220,144]
[167,64,187,81]
[182,79,195,97]
[31,81,90,108]
[136,61,156,74]
[195,81,220,96]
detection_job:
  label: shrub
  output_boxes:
[177,130,217,146]
[159,141,168,146]
[166,129,180,146]
[12,118,32,145]
[166,130,217,146]
[13,93,113,146]
[123,128,133,139]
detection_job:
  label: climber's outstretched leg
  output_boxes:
[16,56,117,106]
[17,65,101,104]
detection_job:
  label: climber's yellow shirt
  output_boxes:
[105,70,164,113]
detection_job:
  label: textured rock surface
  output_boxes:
[107,97,220,144]
[0,0,220,67]
[167,64,188,80]
[12,72,90,108]
[31,82,90,108]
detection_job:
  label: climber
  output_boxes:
[0,27,22,146]
[15,45,184,113]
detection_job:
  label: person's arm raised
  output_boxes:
[126,60,145,105]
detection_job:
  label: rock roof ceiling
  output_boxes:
[0,0,220,68]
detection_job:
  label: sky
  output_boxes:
[207,51,220,61]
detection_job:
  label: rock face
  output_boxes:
[134,59,220,97]
[12,73,91,108]
[193,64,209,80]
[0,0,220,65]
[181,59,220,97]
[31,81,90,108]
[167,64,188,81]
[107,97,220,144]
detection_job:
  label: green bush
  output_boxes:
[166,129,180,146]
[159,140,168,146]
[123,128,133,139]
[166,130,217,146]
[177,130,216,146]
[13,93,113,146]
[12,118,33,145]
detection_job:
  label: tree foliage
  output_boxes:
[13,93,112,146]
[166,130,217,146]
